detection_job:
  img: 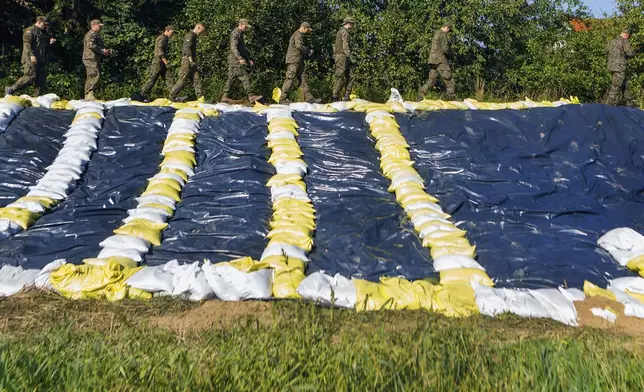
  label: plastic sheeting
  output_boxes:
[397,104,644,289]
[0,106,174,269]
[0,108,74,206]
[146,112,273,264]
[295,112,434,282]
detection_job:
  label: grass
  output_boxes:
[0,292,643,391]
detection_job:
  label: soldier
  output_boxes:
[83,19,112,101]
[418,22,455,101]
[280,22,319,103]
[169,23,205,102]
[221,19,262,103]
[140,26,175,100]
[5,16,56,97]
[606,28,636,106]
[332,17,356,102]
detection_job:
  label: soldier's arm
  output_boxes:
[343,30,351,57]
[623,41,635,58]
[441,33,448,55]
[231,31,244,61]
[296,33,308,55]
[88,34,104,55]
[23,29,35,59]
[181,34,193,60]
[157,36,167,61]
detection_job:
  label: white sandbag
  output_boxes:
[67,122,101,134]
[0,103,23,115]
[419,223,461,239]
[591,308,617,323]
[329,101,350,112]
[559,287,586,302]
[99,235,150,253]
[160,162,195,177]
[72,116,102,129]
[69,100,104,110]
[433,256,484,272]
[289,102,316,112]
[270,184,310,203]
[261,243,309,262]
[501,288,551,319]
[46,168,81,180]
[64,135,98,150]
[123,212,167,224]
[162,144,195,154]
[0,265,40,297]
[52,155,86,169]
[27,188,66,200]
[404,201,444,214]
[151,172,186,186]
[0,219,23,239]
[168,118,200,132]
[126,265,174,293]
[129,206,172,218]
[76,106,106,118]
[274,160,307,175]
[34,259,66,291]
[608,277,644,294]
[35,93,60,108]
[46,161,83,174]
[388,88,404,103]
[402,102,419,112]
[608,287,644,318]
[365,110,393,124]
[97,247,144,262]
[297,272,356,308]
[202,261,272,301]
[136,195,176,208]
[412,215,452,230]
[266,131,295,141]
[56,148,92,162]
[7,200,46,213]
[472,283,510,317]
[530,288,578,326]
[598,228,644,266]
[169,261,214,301]
[31,180,71,195]
[265,110,293,123]
[104,98,130,108]
[390,173,424,189]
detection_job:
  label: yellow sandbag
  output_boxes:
[166,133,195,143]
[354,279,392,312]
[626,290,644,303]
[268,234,314,252]
[263,255,306,271]
[379,277,421,310]
[268,151,303,163]
[16,195,56,208]
[270,217,316,231]
[114,220,167,246]
[375,139,409,151]
[83,257,138,269]
[0,208,38,229]
[268,124,299,136]
[148,178,183,191]
[430,245,477,259]
[398,192,439,206]
[408,207,451,221]
[380,148,411,161]
[268,117,298,129]
[267,225,311,238]
[386,101,407,113]
[439,268,494,287]
[423,236,471,249]
[272,209,316,221]
[432,282,479,317]
[142,183,182,202]
[626,255,644,272]
[267,138,301,149]
[3,96,31,106]
[49,261,150,301]
[417,220,461,234]
[266,173,303,186]
[160,168,189,182]
[215,256,270,272]
[273,268,305,299]
[50,100,69,110]
[137,202,175,216]
[412,280,439,311]
[583,281,617,301]
[272,197,314,211]
[174,112,201,121]
[73,111,102,122]
[163,151,196,166]
[421,230,467,246]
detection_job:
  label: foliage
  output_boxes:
[0,0,641,103]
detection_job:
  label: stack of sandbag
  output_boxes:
[0,100,104,239]
[0,95,29,132]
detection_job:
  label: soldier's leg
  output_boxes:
[235,65,252,97]
[344,61,355,100]
[419,66,439,98]
[162,64,174,92]
[10,62,37,93]
[33,63,47,96]
[438,63,455,98]
[332,57,347,99]
[298,64,314,101]
[141,62,161,96]
[606,72,625,106]
[192,64,203,98]
[623,76,635,107]
[281,64,298,97]
[222,65,236,98]
[169,57,191,99]
[84,62,100,99]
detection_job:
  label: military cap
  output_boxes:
[238,18,251,28]
[343,17,356,24]
[442,21,453,29]
[36,16,49,24]
[301,22,313,30]
[621,28,631,34]
[90,19,104,26]
[164,25,175,31]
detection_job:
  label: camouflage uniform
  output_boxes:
[419,29,455,99]
[332,26,354,100]
[169,31,202,100]
[280,30,313,101]
[141,33,173,96]
[606,35,635,106]
[83,30,106,98]
[223,27,254,97]
[10,25,50,96]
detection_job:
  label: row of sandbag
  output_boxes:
[0,100,105,239]
[0,96,30,132]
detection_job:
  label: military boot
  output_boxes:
[85,92,97,101]
[221,94,234,103]
[5,86,15,96]
[248,95,263,103]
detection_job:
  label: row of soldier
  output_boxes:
[4,16,637,106]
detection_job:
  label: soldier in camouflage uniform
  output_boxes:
[418,22,455,100]
[280,22,319,103]
[83,19,111,101]
[169,23,205,102]
[606,29,636,106]
[140,26,175,99]
[5,16,56,97]
[332,17,356,102]
[221,19,262,103]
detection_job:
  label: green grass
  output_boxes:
[0,292,642,391]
